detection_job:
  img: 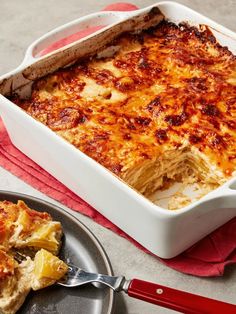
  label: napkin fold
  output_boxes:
[0,2,235,277]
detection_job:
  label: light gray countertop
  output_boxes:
[0,1,236,313]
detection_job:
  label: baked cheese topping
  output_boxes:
[0,200,67,314]
[0,200,61,254]
[12,21,236,208]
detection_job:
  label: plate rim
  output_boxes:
[0,189,115,314]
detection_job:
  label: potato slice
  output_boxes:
[32,249,68,290]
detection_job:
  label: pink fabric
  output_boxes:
[102,2,139,11]
[40,26,105,56]
[1,3,236,277]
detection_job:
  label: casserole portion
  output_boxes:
[0,200,68,314]
[12,21,236,209]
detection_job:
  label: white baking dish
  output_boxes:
[0,1,236,258]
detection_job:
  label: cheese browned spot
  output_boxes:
[12,21,236,209]
[0,201,66,314]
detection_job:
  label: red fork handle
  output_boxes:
[127,279,236,314]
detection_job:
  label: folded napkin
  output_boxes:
[0,2,235,277]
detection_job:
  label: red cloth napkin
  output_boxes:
[1,3,236,277]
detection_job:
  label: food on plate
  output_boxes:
[12,20,236,209]
[0,200,68,314]
[32,248,68,290]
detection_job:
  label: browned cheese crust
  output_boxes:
[0,201,63,314]
[12,21,236,203]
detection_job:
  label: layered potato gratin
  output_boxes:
[12,21,236,209]
[0,200,68,314]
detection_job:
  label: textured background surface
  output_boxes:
[0,1,236,313]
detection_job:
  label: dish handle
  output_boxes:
[202,177,236,209]
[20,10,135,68]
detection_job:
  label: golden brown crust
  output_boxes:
[0,200,63,313]
[0,250,15,280]
[0,200,51,250]
[12,21,236,194]
[0,200,52,278]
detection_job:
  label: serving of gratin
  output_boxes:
[0,200,68,314]
[12,21,236,209]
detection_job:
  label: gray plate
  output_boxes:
[0,191,115,314]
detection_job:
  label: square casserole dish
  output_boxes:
[0,1,236,258]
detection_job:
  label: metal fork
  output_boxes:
[58,264,129,291]
[58,264,236,314]
[14,253,236,313]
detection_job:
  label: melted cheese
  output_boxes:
[0,201,65,314]
[12,21,236,209]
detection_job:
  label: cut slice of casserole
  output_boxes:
[10,200,62,255]
[0,251,33,314]
[12,21,236,209]
[0,201,68,314]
